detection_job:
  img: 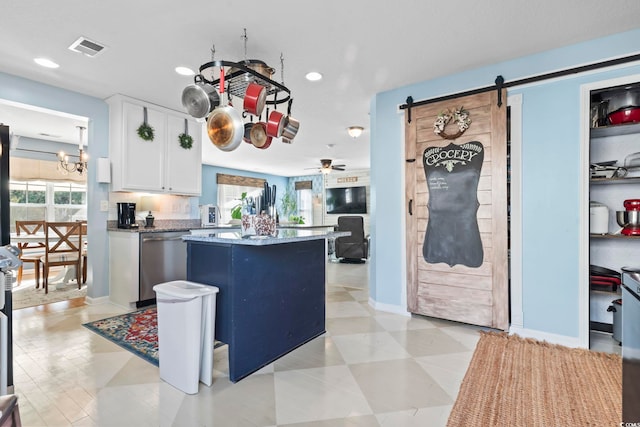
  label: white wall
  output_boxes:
[322,169,370,234]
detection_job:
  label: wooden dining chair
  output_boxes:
[80,221,88,284]
[15,220,46,288]
[40,221,84,294]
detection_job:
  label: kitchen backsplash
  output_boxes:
[108,192,199,221]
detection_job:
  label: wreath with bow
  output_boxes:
[433,107,471,140]
[178,119,193,149]
[137,107,155,141]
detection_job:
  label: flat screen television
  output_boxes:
[325,186,367,214]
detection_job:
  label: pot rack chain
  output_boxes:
[197,28,291,107]
[280,53,294,116]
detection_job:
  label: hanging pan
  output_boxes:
[250,121,272,149]
[243,83,267,116]
[181,75,219,119]
[281,99,300,143]
[207,67,244,152]
[243,122,254,143]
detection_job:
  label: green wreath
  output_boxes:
[179,133,193,149]
[137,123,155,141]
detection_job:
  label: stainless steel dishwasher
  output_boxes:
[139,231,188,305]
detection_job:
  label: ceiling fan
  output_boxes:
[306,159,346,174]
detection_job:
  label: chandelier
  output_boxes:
[58,126,88,176]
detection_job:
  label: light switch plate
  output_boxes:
[100,200,109,212]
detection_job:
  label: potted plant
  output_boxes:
[229,192,247,224]
[290,215,305,224]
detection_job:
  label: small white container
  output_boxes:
[590,201,609,234]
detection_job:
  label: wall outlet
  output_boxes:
[100,200,109,212]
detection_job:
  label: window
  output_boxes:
[9,180,87,232]
[217,184,263,224]
[297,189,313,225]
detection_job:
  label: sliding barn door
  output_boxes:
[405,90,508,330]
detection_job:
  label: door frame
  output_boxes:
[579,73,640,348]
[508,94,524,330]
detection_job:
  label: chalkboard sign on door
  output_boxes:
[422,141,484,268]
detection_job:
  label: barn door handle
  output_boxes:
[408,199,413,215]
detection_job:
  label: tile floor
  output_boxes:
[10,262,484,427]
[10,262,621,426]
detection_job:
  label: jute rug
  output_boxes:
[12,283,86,309]
[447,332,621,427]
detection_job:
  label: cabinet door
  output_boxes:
[122,102,166,191]
[166,115,202,195]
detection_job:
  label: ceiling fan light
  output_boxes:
[347,126,364,138]
[321,167,331,174]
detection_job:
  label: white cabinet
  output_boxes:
[166,114,202,194]
[108,231,139,308]
[107,95,202,195]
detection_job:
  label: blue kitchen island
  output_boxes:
[183,229,347,382]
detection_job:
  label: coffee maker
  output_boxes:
[117,202,139,229]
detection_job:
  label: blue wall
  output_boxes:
[371,28,640,338]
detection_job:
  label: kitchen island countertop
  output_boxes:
[183,229,349,246]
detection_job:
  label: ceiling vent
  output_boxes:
[68,36,106,57]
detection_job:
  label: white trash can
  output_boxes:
[153,280,219,394]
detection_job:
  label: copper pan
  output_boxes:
[206,67,244,152]
[250,122,272,149]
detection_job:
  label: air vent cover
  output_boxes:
[68,36,106,57]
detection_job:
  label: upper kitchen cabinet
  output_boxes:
[107,95,202,195]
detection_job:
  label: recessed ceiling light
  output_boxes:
[175,66,195,76]
[34,57,60,69]
[305,71,323,82]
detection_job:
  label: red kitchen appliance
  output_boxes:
[608,107,640,125]
[617,199,640,236]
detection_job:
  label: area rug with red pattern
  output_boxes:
[83,306,159,366]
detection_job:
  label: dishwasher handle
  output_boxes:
[141,235,185,243]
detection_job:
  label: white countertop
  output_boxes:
[183,229,349,246]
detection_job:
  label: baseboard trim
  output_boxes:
[509,326,584,349]
[84,295,110,305]
[368,298,411,316]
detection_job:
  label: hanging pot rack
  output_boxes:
[197,59,291,106]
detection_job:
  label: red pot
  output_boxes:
[608,107,640,125]
[243,83,266,116]
[266,110,285,138]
